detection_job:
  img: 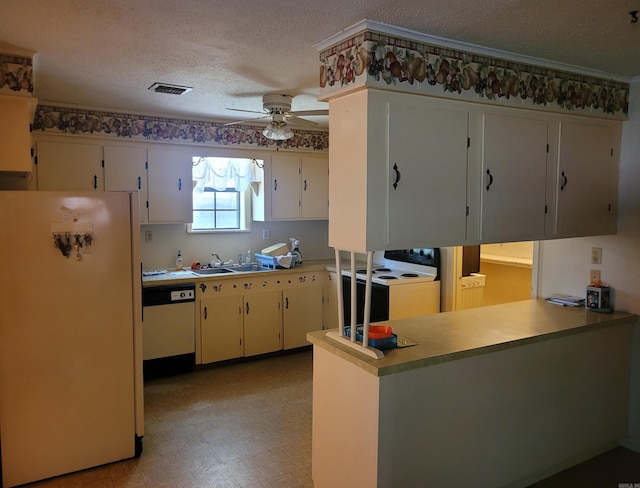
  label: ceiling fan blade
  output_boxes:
[223,115,271,127]
[291,109,329,117]
[225,107,268,115]
[285,115,319,127]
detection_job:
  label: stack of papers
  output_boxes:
[545,294,585,307]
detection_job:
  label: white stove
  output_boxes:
[338,248,441,328]
[342,266,436,286]
[341,249,439,286]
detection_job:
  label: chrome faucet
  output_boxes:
[238,252,244,265]
[211,253,223,265]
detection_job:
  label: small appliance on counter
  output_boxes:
[288,237,302,265]
[260,242,290,257]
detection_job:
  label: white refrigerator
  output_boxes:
[0,191,144,488]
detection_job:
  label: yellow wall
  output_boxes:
[479,261,532,306]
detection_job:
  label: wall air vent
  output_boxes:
[148,82,192,95]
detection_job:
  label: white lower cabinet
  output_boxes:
[243,290,283,356]
[200,295,244,363]
[324,272,340,330]
[198,273,326,365]
[283,286,323,349]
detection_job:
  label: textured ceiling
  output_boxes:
[1,0,638,128]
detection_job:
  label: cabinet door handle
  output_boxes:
[93,175,98,190]
[486,169,494,191]
[285,297,289,309]
[560,171,568,191]
[303,180,307,191]
[246,302,250,315]
[392,163,401,190]
[203,306,207,320]
[274,179,278,191]
[137,176,142,190]
[178,178,182,191]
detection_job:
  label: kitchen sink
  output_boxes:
[190,268,236,275]
[229,264,270,272]
[191,264,271,275]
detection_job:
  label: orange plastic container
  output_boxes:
[368,325,394,340]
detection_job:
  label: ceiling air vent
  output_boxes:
[148,82,192,95]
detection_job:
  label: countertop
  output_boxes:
[307,299,637,377]
[142,259,336,285]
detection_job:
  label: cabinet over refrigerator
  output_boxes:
[0,191,143,487]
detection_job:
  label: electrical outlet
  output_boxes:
[590,269,601,283]
[145,230,153,243]
[262,229,269,240]
[591,247,602,265]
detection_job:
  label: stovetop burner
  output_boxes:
[378,275,397,280]
[375,267,391,272]
[356,269,374,274]
[401,273,419,278]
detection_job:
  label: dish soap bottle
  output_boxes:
[245,250,251,264]
[176,250,183,270]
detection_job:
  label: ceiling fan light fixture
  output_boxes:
[263,122,293,140]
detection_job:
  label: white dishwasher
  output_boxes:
[142,282,195,379]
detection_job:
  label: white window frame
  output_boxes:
[186,151,263,234]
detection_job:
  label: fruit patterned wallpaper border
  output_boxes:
[33,105,329,152]
[318,29,629,118]
[0,53,33,94]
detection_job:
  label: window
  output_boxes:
[190,157,259,232]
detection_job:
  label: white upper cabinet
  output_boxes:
[253,153,328,221]
[146,147,193,223]
[0,95,36,173]
[37,141,104,191]
[328,87,621,253]
[104,145,148,223]
[387,96,468,249]
[329,89,470,251]
[271,154,302,219]
[548,119,619,238]
[473,110,548,243]
[300,156,329,219]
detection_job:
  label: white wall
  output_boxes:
[139,219,333,270]
[537,78,640,450]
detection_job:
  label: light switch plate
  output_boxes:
[590,269,601,283]
[591,247,602,265]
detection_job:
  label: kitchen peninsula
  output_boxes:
[308,299,636,488]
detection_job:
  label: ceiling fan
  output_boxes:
[223,94,328,140]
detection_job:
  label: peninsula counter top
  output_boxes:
[307,298,637,377]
